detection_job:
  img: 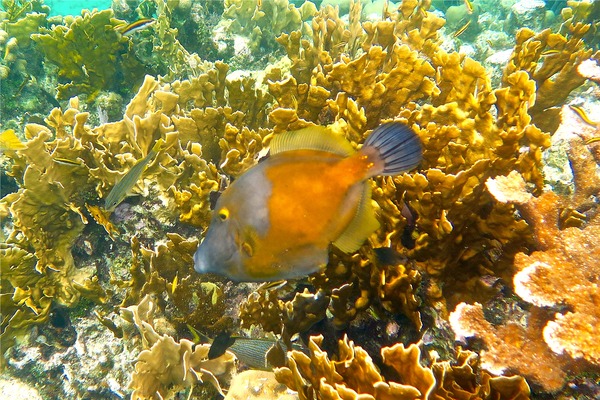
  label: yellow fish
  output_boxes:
[194,122,422,281]
[116,18,155,36]
[464,0,474,14]
[453,20,471,38]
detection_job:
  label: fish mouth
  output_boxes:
[193,243,214,274]
[193,240,236,275]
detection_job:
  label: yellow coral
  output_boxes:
[221,0,316,52]
[0,60,273,354]
[275,334,530,399]
[504,25,600,133]
[262,0,551,326]
[31,9,144,101]
[123,296,236,399]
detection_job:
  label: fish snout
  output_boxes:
[193,242,211,274]
[193,224,241,277]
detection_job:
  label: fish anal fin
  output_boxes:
[333,183,379,253]
[270,125,354,156]
[261,245,329,281]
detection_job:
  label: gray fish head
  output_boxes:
[194,215,242,279]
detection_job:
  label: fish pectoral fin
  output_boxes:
[333,183,380,253]
[270,125,354,156]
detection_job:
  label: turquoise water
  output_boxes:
[44,0,112,16]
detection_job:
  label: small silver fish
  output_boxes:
[104,139,163,211]
[209,332,303,370]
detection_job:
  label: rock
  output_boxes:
[0,376,43,400]
[225,370,299,400]
[510,0,547,32]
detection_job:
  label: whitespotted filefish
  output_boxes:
[194,122,422,281]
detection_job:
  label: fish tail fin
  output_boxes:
[361,122,422,176]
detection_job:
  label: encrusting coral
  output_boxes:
[449,301,567,392]
[450,105,600,391]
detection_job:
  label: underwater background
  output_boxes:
[1,0,599,399]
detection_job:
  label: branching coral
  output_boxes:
[0,62,273,356]
[240,287,329,345]
[266,0,551,323]
[0,114,107,361]
[119,233,232,334]
[220,0,316,54]
[503,24,600,133]
[561,0,600,49]
[126,0,212,81]
[0,9,47,79]
[2,1,598,398]
[275,334,530,400]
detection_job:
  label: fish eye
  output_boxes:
[218,208,229,221]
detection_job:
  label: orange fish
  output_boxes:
[194,122,422,281]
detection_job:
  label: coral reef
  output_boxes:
[219,0,317,56]
[225,370,298,400]
[0,112,108,359]
[0,65,271,365]
[240,287,330,345]
[503,24,600,133]
[450,105,600,391]
[275,334,530,400]
[124,0,214,81]
[263,0,552,324]
[1,0,600,398]
[31,9,145,101]
[122,295,236,399]
[0,5,54,128]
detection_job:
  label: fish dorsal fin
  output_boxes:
[270,126,354,156]
[333,183,380,253]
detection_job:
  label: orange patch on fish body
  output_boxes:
[245,150,372,278]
